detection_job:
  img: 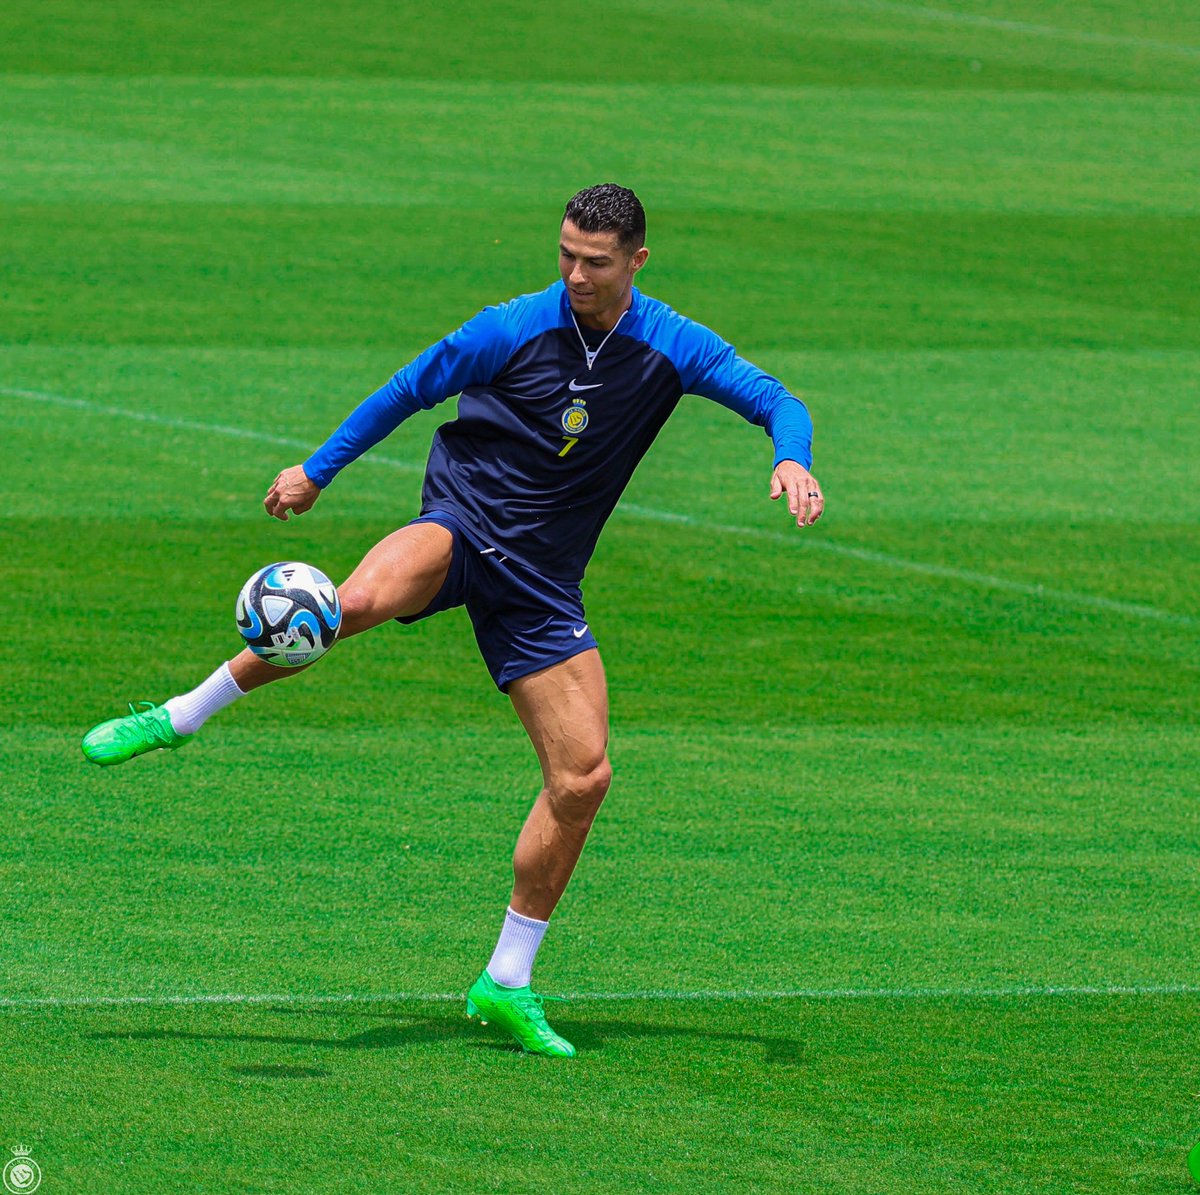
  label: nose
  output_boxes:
[569,260,587,286]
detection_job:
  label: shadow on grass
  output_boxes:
[87,1001,805,1066]
[228,1064,331,1079]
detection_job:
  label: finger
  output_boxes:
[791,481,820,528]
[788,480,809,524]
[804,490,824,527]
[786,479,801,519]
[264,488,289,521]
[769,474,784,500]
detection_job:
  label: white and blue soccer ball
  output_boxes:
[235,561,342,667]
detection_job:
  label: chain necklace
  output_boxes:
[569,306,628,372]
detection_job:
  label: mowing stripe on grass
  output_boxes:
[2,982,1199,1011]
[617,503,1195,627]
[845,0,1200,57]
[5,385,1192,628]
[1,386,424,474]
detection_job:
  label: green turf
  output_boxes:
[5,994,1196,1193]
[2,0,1199,1192]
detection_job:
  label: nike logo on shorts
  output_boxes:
[568,379,602,392]
[572,624,589,638]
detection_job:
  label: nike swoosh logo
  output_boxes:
[568,379,602,392]
[572,624,589,638]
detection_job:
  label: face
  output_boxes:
[559,219,649,329]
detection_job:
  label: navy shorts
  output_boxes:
[397,511,599,691]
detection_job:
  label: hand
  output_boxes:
[770,459,824,528]
[264,464,321,521]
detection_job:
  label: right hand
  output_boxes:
[264,464,321,521]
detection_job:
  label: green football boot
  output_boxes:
[81,701,191,767]
[466,970,576,1058]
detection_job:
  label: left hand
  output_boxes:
[770,459,824,528]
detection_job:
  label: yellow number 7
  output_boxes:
[558,437,579,457]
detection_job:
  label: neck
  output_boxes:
[575,288,634,332]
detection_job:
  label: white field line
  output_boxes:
[618,502,1195,627]
[845,0,1200,57]
[0,386,426,475]
[6,386,1192,627]
[2,982,1199,1012]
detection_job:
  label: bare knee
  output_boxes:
[547,755,612,826]
[337,584,378,637]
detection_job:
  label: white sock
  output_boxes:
[485,906,550,989]
[163,662,246,736]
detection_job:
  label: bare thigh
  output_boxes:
[229,520,453,690]
[339,520,454,636]
[508,649,610,784]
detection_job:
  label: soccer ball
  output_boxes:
[235,561,342,667]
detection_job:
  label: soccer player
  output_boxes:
[82,184,823,1058]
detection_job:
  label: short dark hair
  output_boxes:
[563,183,646,254]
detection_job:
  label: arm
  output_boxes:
[265,304,515,521]
[687,332,824,529]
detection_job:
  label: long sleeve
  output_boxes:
[304,304,516,488]
[685,330,813,470]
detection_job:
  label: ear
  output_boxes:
[630,246,650,273]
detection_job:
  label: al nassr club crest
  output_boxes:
[3,1147,41,1194]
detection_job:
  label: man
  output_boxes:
[82,183,823,1058]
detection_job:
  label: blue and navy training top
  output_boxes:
[305,281,813,581]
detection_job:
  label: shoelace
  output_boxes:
[122,701,175,745]
[512,991,567,1022]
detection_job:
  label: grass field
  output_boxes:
[3,2,1199,1192]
